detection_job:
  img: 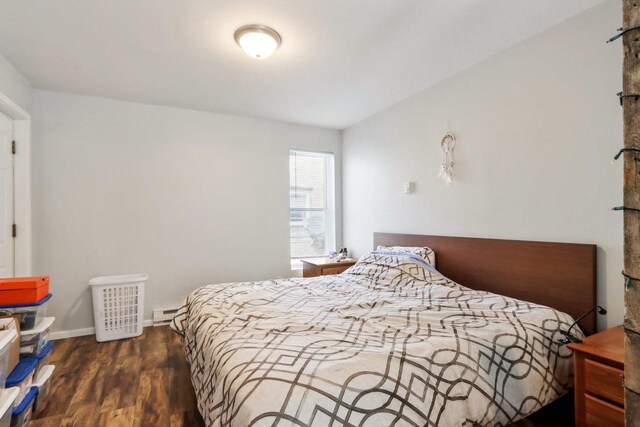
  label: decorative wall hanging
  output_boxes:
[438,132,456,185]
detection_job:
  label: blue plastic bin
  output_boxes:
[10,387,35,427]
[5,359,36,410]
[26,341,54,379]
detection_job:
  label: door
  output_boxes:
[0,112,13,278]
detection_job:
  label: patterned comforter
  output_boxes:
[171,253,577,427]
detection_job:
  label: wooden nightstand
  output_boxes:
[567,325,624,427]
[301,257,356,278]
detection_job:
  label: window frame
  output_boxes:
[288,149,336,269]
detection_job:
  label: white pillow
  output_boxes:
[376,245,436,267]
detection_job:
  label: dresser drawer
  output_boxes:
[321,266,350,275]
[584,359,624,405]
[585,394,624,427]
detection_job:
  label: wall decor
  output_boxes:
[438,132,456,185]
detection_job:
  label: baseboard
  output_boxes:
[50,319,155,340]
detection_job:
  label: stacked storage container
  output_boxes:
[0,295,51,333]
[0,328,17,391]
[6,360,36,426]
[10,388,36,427]
[31,343,53,379]
[0,326,19,427]
[0,278,56,425]
[5,360,36,412]
[0,388,19,427]
[30,366,54,413]
[18,317,54,359]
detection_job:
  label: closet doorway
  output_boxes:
[0,112,14,277]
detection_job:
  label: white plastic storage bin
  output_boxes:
[5,359,36,410]
[19,317,54,358]
[0,329,17,389]
[0,388,18,427]
[0,295,51,332]
[31,365,54,413]
[10,387,35,427]
[89,274,147,342]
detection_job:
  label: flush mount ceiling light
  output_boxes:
[234,25,281,60]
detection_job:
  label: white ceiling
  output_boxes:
[0,0,604,129]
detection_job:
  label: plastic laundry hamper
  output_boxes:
[89,274,147,342]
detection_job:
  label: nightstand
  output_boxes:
[567,325,624,427]
[301,257,356,278]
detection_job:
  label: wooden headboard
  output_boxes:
[374,233,598,335]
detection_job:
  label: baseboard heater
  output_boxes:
[153,307,180,326]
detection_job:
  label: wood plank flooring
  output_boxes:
[31,326,573,427]
[31,326,204,427]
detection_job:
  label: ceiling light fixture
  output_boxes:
[234,25,281,60]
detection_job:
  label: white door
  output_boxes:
[0,112,13,278]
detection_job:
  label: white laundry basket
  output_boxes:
[89,274,147,342]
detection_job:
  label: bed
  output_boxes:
[172,233,596,426]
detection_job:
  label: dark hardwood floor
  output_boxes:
[31,326,573,427]
[31,326,204,427]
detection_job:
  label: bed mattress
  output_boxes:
[171,252,577,426]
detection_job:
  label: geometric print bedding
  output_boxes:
[375,245,436,266]
[171,252,578,427]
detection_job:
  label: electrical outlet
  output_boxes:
[403,182,415,194]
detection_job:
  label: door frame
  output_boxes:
[0,91,31,276]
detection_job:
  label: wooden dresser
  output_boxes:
[301,257,356,278]
[567,326,624,427]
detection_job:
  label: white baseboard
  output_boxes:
[50,319,155,340]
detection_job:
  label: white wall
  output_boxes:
[0,52,31,114]
[342,0,623,329]
[32,90,341,334]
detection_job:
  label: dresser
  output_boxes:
[301,257,356,278]
[567,325,624,427]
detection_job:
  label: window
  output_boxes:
[289,150,335,269]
